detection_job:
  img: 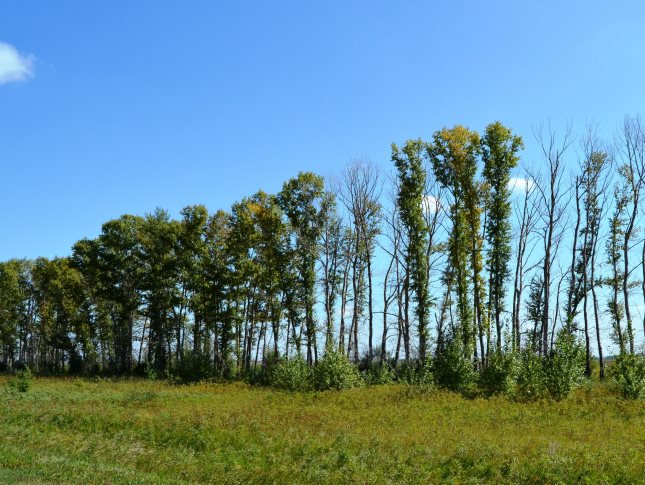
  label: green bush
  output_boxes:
[313,350,361,391]
[393,359,434,386]
[544,329,585,400]
[515,349,548,401]
[611,352,645,399]
[172,350,214,383]
[432,341,477,394]
[479,351,519,397]
[361,362,395,385]
[268,354,313,392]
[8,368,33,393]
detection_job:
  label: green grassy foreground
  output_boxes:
[0,377,643,484]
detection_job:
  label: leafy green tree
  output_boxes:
[392,140,430,362]
[481,122,523,352]
[76,215,146,373]
[319,191,343,352]
[140,209,181,375]
[278,172,326,364]
[202,210,234,375]
[0,260,31,370]
[31,257,87,373]
[246,191,288,364]
[429,126,483,362]
[178,205,209,358]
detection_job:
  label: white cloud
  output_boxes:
[422,195,441,214]
[0,42,34,84]
[508,177,535,193]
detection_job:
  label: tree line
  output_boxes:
[1,118,644,384]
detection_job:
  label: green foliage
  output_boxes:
[268,355,312,392]
[144,361,157,381]
[544,329,585,400]
[392,140,430,360]
[611,352,645,399]
[478,351,519,397]
[361,363,395,386]
[433,341,477,394]
[7,368,32,393]
[172,350,214,383]
[514,331,585,402]
[393,360,434,386]
[428,126,483,356]
[515,350,548,401]
[481,122,523,350]
[313,350,361,391]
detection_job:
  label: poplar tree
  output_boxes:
[429,126,482,362]
[481,121,523,352]
[278,172,325,364]
[392,139,430,362]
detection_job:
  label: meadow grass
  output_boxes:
[0,376,643,484]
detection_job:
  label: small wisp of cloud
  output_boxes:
[422,195,441,214]
[0,42,34,84]
[508,177,534,193]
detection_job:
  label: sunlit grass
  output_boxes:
[1,377,643,483]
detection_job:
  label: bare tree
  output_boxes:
[335,160,382,360]
[530,123,573,355]
[511,173,539,350]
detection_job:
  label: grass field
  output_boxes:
[0,377,643,484]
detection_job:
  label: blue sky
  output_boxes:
[1,1,645,260]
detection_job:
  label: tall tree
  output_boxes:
[140,209,181,374]
[319,191,343,352]
[481,121,523,352]
[511,175,539,351]
[531,124,573,355]
[617,115,645,353]
[336,160,382,360]
[392,140,430,362]
[278,172,326,364]
[429,126,483,362]
[579,131,612,378]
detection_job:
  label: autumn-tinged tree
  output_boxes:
[429,126,483,362]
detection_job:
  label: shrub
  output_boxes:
[144,361,158,381]
[268,355,312,392]
[313,350,361,391]
[172,350,214,383]
[544,329,585,400]
[515,349,548,401]
[393,359,434,386]
[8,368,33,393]
[611,352,645,399]
[361,362,395,385]
[245,352,279,386]
[479,351,519,397]
[432,341,477,394]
